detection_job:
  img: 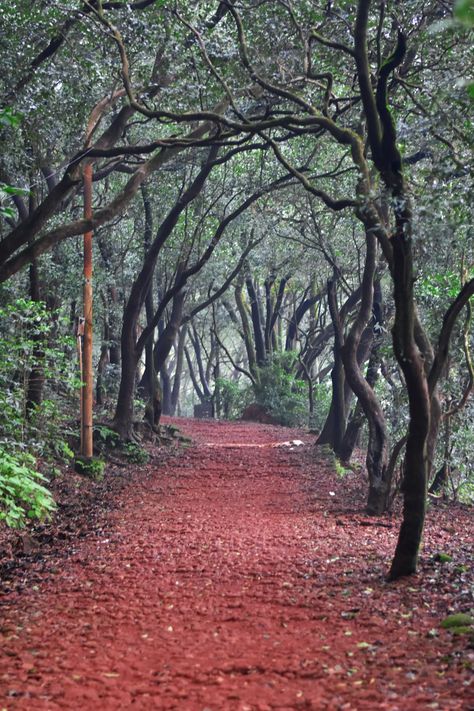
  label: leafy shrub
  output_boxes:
[253,353,307,427]
[94,424,121,448]
[123,442,149,465]
[74,456,106,481]
[96,363,121,406]
[0,298,79,527]
[0,447,56,527]
[310,381,333,431]
[94,424,148,464]
[442,401,474,503]
[0,298,79,453]
[215,377,252,419]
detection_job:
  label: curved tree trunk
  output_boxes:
[352,7,430,577]
[113,149,218,436]
[388,203,430,579]
[246,274,266,366]
[235,277,258,379]
[340,235,390,514]
[150,290,186,426]
[339,335,381,462]
[318,277,346,451]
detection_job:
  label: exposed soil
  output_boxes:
[0,418,473,710]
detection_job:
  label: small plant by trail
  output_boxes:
[0,299,79,527]
[0,447,56,527]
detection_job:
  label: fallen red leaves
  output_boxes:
[0,418,472,710]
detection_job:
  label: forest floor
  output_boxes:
[0,418,473,710]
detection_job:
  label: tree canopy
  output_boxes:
[0,0,473,580]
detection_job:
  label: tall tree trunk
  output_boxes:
[185,346,206,403]
[264,276,275,356]
[170,323,188,415]
[318,277,346,450]
[235,277,258,379]
[95,320,110,407]
[286,287,322,352]
[160,366,172,416]
[353,8,429,576]
[113,149,218,436]
[339,336,381,462]
[246,275,266,366]
[413,315,442,482]
[142,183,156,400]
[149,290,186,427]
[114,338,139,440]
[25,181,46,415]
[340,233,390,514]
[388,225,430,579]
[189,327,212,401]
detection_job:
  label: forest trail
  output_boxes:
[0,419,472,711]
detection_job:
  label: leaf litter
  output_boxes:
[0,417,472,710]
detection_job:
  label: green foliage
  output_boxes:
[418,272,462,300]
[216,377,252,420]
[94,424,148,464]
[253,353,307,427]
[0,107,22,128]
[335,460,351,479]
[74,456,106,481]
[0,108,27,219]
[0,298,79,527]
[0,298,79,450]
[0,181,29,220]
[0,447,56,528]
[434,552,453,563]
[454,0,474,27]
[310,382,333,431]
[440,612,473,629]
[94,424,121,447]
[123,442,149,465]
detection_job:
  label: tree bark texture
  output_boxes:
[113,149,217,436]
[318,278,346,451]
[340,234,390,514]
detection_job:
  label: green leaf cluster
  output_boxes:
[254,353,307,427]
[0,447,56,528]
[0,298,79,527]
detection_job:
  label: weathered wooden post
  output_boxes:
[81,163,93,457]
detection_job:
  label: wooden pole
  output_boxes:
[82,164,94,457]
[77,318,84,453]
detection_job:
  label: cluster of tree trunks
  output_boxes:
[2,0,474,584]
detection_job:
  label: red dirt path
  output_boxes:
[1,418,473,710]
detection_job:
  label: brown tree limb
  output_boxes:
[428,278,474,395]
